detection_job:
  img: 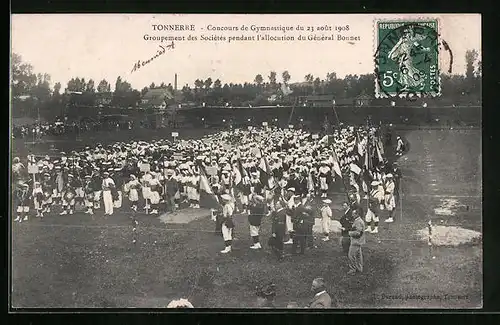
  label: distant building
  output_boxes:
[333,98,354,106]
[141,88,174,109]
[268,94,279,102]
[95,92,113,107]
[354,93,372,107]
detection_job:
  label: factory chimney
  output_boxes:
[174,73,178,91]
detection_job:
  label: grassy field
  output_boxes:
[10,128,482,308]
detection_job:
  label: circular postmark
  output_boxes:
[374,21,442,99]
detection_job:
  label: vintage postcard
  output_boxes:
[10,14,481,309]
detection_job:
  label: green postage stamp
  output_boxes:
[374,19,441,98]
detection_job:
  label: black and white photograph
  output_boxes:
[10,14,482,309]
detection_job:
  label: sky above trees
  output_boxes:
[11,14,481,92]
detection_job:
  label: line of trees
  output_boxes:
[11,49,481,119]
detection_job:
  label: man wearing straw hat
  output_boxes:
[220,193,235,254]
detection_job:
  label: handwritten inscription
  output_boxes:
[130,41,175,73]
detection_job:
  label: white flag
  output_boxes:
[350,163,361,175]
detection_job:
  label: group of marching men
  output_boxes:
[12,123,401,254]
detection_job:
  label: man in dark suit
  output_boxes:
[292,197,311,255]
[308,277,333,308]
[339,202,354,256]
[270,200,287,260]
[302,195,316,249]
[248,194,266,249]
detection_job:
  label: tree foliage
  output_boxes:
[282,71,291,85]
[11,53,38,97]
[254,74,263,86]
[268,71,277,85]
[97,79,111,93]
[11,48,482,119]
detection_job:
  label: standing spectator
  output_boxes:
[339,202,353,257]
[391,162,402,201]
[348,208,366,275]
[302,195,316,249]
[395,135,405,156]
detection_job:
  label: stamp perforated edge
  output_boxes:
[373,16,443,99]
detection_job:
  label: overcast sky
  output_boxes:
[11,14,481,91]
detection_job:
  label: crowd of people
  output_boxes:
[12,121,403,274]
[11,118,144,139]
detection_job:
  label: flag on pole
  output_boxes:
[377,138,385,155]
[258,149,275,189]
[329,147,342,177]
[350,163,361,175]
[375,140,384,164]
[307,173,315,192]
[319,135,332,146]
[233,158,249,187]
[199,165,214,195]
[199,164,220,209]
[358,140,365,157]
[364,143,370,170]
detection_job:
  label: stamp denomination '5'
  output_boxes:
[375,20,440,98]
